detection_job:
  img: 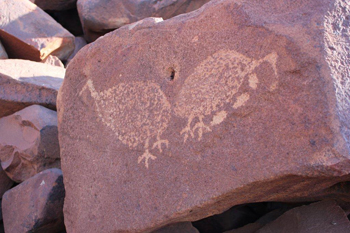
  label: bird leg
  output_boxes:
[138,138,156,168]
[152,132,169,153]
[193,115,212,141]
[180,114,195,143]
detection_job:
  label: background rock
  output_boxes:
[58,0,350,232]
[66,37,87,64]
[0,41,7,59]
[0,105,60,183]
[0,59,65,118]
[77,0,211,42]
[2,168,65,233]
[29,0,77,11]
[41,55,64,68]
[152,222,199,233]
[0,166,13,198]
[255,200,350,233]
[0,0,74,61]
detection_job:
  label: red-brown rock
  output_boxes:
[0,0,74,61]
[0,59,65,118]
[77,0,210,42]
[58,0,350,232]
[29,0,76,11]
[0,41,7,59]
[2,168,65,233]
[0,166,13,198]
[255,200,350,233]
[0,105,60,183]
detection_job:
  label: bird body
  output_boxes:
[174,50,278,142]
[80,79,171,168]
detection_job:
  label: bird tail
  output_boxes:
[258,52,278,77]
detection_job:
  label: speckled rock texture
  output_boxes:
[2,168,65,233]
[0,0,74,61]
[0,105,60,183]
[0,59,65,118]
[77,0,211,42]
[58,0,350,232]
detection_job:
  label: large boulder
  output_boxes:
[2,168,65,233]
[77,0,211,42]
[0,59,65,118]
[0,0,74,61]
[58,0,350,232]
[0,105,60,183]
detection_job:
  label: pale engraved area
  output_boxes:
[79,79,171,168]
[175,50,278,142]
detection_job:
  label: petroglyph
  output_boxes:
[174,50,278,142]
[79,79,171,168]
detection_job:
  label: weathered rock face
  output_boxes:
[77,0,211,42]
[0,105,60,183]
[0,41,7,59]
[2,168,65,233]
[0,59,65,118]
[58,0,350,232]
[29,0,77,11]
[0,0,74,61]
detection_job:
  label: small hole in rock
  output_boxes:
[168,68,175,81]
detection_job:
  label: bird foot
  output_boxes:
[180,126,195,143]
[193,121,212,141]
[152,139,169,153]
[138,150,157,168]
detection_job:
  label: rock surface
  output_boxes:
[0,41,7,59]
[77,0,211,42]
[0,59,65,118]
[0,0,74,61]
[255,200,350,233]
[0,105,60,183]
[58,0,350,232]
[2,168,65,233]
[29,0,77,11]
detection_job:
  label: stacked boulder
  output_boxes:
[1,0,350,233]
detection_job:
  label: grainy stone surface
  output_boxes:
[0,0,74,61]
[255,200,350,233]
[58,0,350,232]
[2,168,65,233]
[0,105,60,183]
[77,0,211,42]
[0,59,65,118]
[29,0,77,11]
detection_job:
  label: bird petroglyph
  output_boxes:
[174,50,278,142]
[79,79,171,168]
